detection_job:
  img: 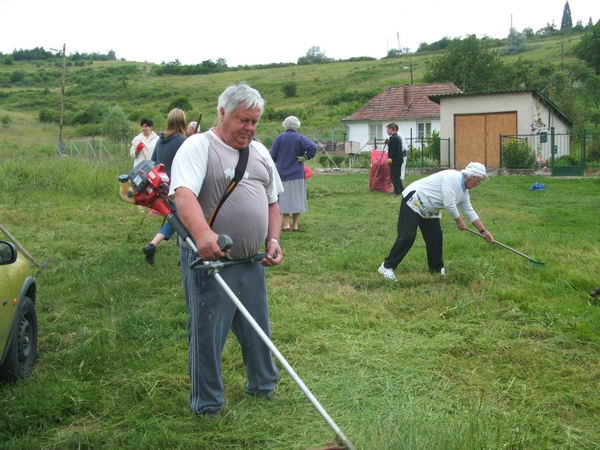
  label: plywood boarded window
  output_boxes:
[454,112,517,168]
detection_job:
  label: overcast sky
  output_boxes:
[0,0,597,66]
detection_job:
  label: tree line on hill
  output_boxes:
[0,47,117,65]
[415,13,594,55]
[421,20,600,129]
[152,47,376,76]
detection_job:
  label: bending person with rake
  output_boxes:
[378,162,493,280]
[169,84,284,416]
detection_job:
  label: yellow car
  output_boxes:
[0,240,37,381]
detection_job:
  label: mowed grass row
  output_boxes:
[1,153,599,449]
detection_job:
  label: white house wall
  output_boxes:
[346,123,370,150]
[531,97,570,160]
[438,92,571,166]
[346,119,441,151]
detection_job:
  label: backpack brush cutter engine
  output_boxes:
[117,161,355,450]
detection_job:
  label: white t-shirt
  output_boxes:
[170,129,283,259]
[402,169,479,222]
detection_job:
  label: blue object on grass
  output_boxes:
[528,182,545,191]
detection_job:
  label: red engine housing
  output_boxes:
[129,162,173,217]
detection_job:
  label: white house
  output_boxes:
[429,90,573,168]
[342,83,462,151]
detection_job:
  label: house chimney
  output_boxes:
[403,84,411,110]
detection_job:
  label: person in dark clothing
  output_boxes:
[142,108,188,264]
[386,122,404,195]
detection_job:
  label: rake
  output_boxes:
[465,228,545,269]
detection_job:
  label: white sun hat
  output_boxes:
[461,162,488,179]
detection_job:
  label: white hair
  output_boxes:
[282,116,301,130]
[187,121,198,131]
[217,84,265,116]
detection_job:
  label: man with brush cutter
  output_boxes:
[168,84,284,417]
[378,162,494,280]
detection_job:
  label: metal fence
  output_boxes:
[56,139,127,159]
[500,129,600,175]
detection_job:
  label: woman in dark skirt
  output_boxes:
[270,116,317,232]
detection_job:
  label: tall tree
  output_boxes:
[297,46,332,65]
[574,20,600,74]
[102,105,130,142]
[561,1,573,31]
[503,28,527,55]
[423,35,510,92]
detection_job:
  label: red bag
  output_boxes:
[369,150,392,193]
[304,165,313,180]
[136,142,145,151]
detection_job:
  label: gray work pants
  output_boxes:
[180,247,279,414]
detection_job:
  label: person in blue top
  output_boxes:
[269,116,317,232]
[142,108,188,264]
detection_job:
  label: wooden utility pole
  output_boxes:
[58,43,66,156]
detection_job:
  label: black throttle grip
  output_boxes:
[217,234,233,252]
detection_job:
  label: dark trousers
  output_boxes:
[384,198,444,273]
[390,162,404,195]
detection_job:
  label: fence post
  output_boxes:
[550,127,556,167]
[582,129,587,168]
[499,135,503,168]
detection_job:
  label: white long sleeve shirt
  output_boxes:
[402,169,479,222]
[129,131,159,167]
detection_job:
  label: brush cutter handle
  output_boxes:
[465,228,542,264]
[189,234,233,269]
[190,253,268,271]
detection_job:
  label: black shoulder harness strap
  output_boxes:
[207,146,249,227]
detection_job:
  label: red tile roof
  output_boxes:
[343,83,461,121]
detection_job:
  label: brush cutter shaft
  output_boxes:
[212,273,355,450]
[465,228,540,263]
[182,236,355,450]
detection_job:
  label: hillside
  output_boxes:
[0,33,586,150]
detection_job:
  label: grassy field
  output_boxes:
[1,147,599,449]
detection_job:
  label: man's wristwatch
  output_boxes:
[479,229,486,234]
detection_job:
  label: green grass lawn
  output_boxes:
[1,152,599,449]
